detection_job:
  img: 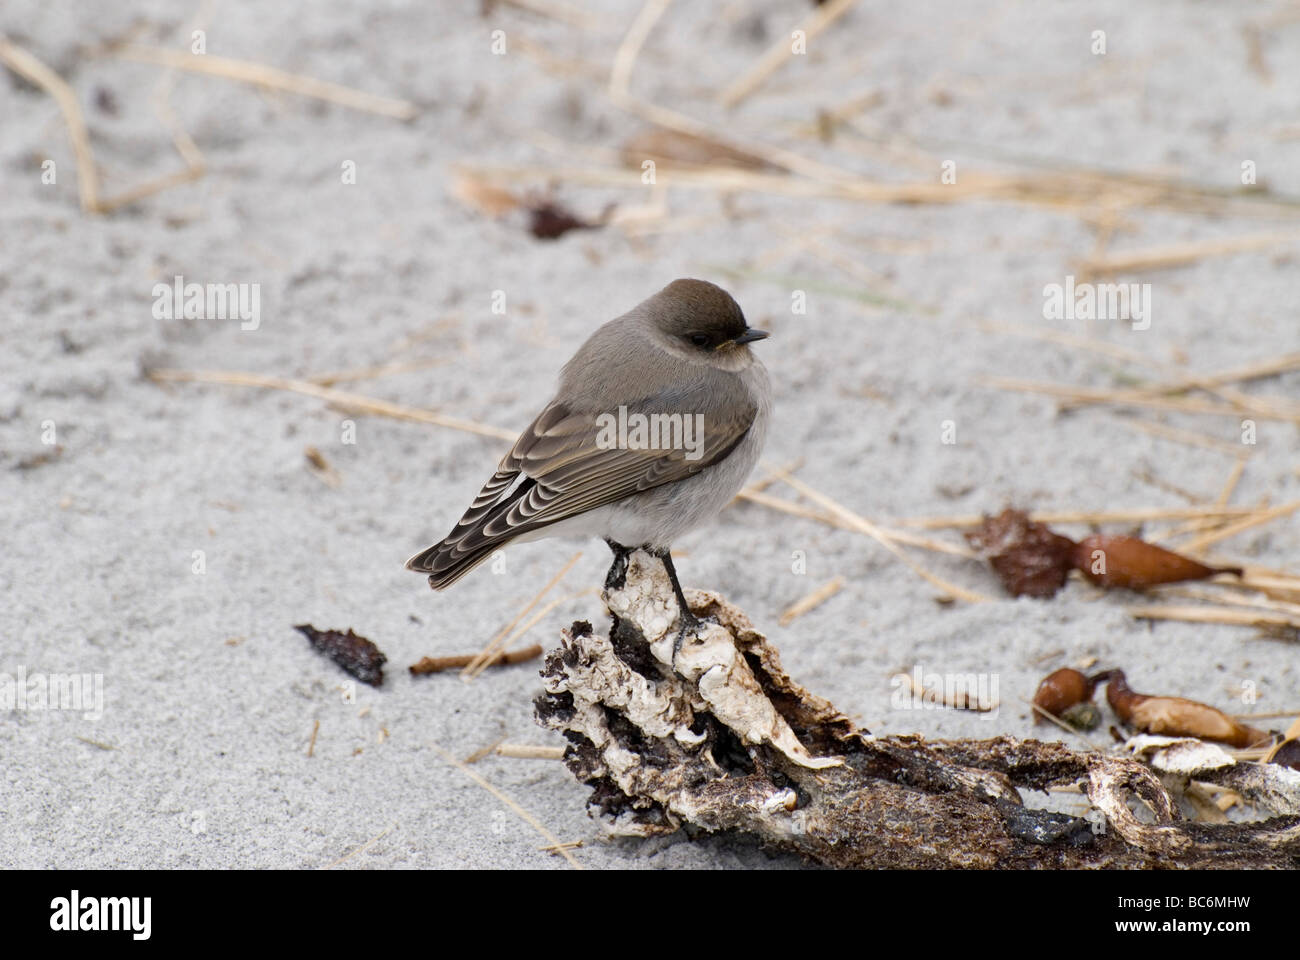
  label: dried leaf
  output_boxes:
[527,201,600,240]
[965,508,1076,598]
[295,624,386,686]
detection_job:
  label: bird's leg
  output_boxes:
[650,547,705,658]
[603,539,633,590]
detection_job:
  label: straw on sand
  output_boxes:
[463,553,584,680]
[147,368,516,441]
[0,33,195,213]
[763,464,991,604]
[0,35,101,211]
[778,576,845,626]
[112,44,418,120]
[718,0,861,108]
[429,742,581,869]
[1076,233,1291,276]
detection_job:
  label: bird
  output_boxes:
[406,278,771,651]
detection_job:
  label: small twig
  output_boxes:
[304,446,341,488]
[608,0,673,100]
[737,457,804,496]
[778,576,845,626]
[1068,352,1300,411]
[1179,499,1300,554]
[0,35,100,211]
[1076,233,1291,276]
[305,358,450,387]
[719,0,860,108]
[539,840,584,855]
[410,645,543,675]
[146,368,516,441]
[1,34,210,214]
[766,465,991,603]
[307,719,320,758]
[738,488,975,558]
[1107,417,1248,456]
[464,736,507,764]
[898,669,999,712]
[983,376,1300,423]
[322,823,396,870]
[1128,604,1299,631]
[112,44,418,119]
[429,742,581,869]
[1216,457,1250,508]
[897,505,1259,530]
[977,320,1163,369]
[1153,584,1300,620]
[496,743,566,760]
[464,553,583,679]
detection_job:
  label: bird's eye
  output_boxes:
[689,333,710,347]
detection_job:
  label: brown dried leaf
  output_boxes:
[965,508,1077,598]
[527,200,600,240]
[295,624,386,686]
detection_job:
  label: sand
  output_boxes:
[2,0,1297,869]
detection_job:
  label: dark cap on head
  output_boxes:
[648,278,765,351]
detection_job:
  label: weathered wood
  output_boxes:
[535,549,1300,868]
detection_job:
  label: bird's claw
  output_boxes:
[671,612,715,661]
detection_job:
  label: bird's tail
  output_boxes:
[407,526,521,590]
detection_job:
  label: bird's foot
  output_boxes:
[603,539,633,590]
[671,609,717,663]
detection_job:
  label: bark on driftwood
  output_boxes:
[534,549,1300,868]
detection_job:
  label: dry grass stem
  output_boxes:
[718,0,860,108]
[146,368,517,441]
[778,577,845,626]
[1179,499,1300,554]
[464,553,583,679]
[898,505,1259,530]
[1128,604,1299,630]
[112,44,418,119]
[1076,233,1291,276]
[429,743,581,868]
[495,744,566,760]
[765,465,991,603]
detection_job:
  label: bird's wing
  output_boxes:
[501,393,756,526]
[407,387,756,586]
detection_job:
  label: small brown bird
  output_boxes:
[407,278,771,644]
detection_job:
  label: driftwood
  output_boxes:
[534,549,1300,868]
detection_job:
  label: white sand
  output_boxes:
[2,0,1297,868]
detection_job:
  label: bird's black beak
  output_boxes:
[731,328,769,345]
